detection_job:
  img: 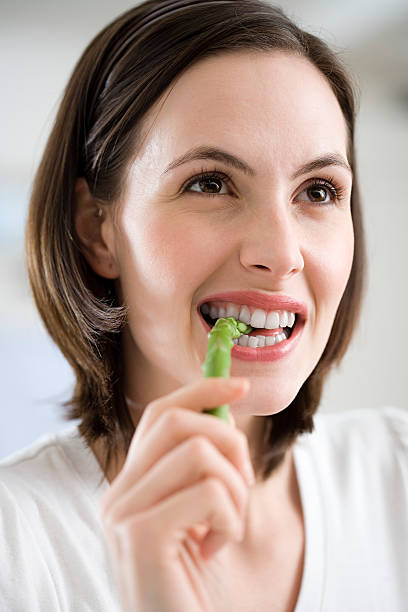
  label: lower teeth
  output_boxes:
[234,330,289,348]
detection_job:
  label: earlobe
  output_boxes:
[73,178,120,279]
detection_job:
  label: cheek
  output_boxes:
[114,208,232,383]
[309,214,354,323]
[117,209,228,301]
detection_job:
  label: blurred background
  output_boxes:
[1,0,407,458]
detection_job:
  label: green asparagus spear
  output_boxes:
[202,317,252,422]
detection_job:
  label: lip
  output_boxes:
[197,290,307,362]
[197,290,308,319]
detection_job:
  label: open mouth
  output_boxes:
[199,302,298,349]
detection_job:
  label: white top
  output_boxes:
[0,406,407,611]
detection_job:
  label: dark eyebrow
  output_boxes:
[291,154,352,179]
[163,146,255,176]
[163,146,352,180]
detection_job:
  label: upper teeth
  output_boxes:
[201,302,296,329]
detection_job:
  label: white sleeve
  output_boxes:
[382,405,408,444]
[382,405,408,459]
[383,404,408,496]
[0,481,60,611]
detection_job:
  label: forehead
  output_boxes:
[137,50,349,172]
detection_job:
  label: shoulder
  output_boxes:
[0,424,78,496]
[300,405,408,456]
[0,423,106,521]
[295,406,408,505]
[378,405,408,451]
[0,430,77,609]
[295,405,408,492]
[0,427,113,610]
[299,407,408,604]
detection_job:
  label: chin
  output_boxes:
[231,379,303,418]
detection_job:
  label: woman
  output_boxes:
[1,1,407,610]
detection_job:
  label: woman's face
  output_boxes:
[111,51,354,418]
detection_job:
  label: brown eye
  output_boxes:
[184,172,231,196]
[307,185,329,202]
[198,177,224,193]
[294,180,338,206]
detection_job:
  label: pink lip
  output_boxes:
[198,290,308,319]
[197,290,307,362]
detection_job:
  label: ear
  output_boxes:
[73,177,120,279]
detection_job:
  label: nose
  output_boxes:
[238,203,304,282]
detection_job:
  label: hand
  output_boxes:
[100,377,254,612]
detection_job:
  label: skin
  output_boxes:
[75,50,354,608]
[81,50,353,451]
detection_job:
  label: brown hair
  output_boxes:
[26,0,366,480]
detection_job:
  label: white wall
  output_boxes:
[1,0,407,458]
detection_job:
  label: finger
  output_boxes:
[114,477,243,561]
[104,434,250,527]
[130,377,250,450]
[104,407,254,509]
[187,521,210,545]
[137,408,253,486]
